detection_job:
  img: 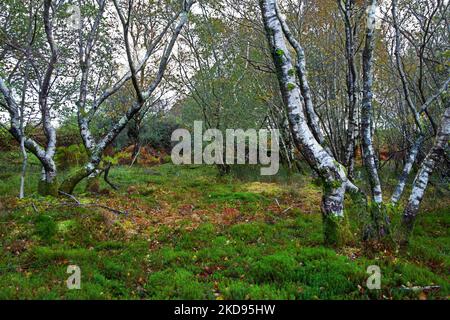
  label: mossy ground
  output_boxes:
[0,152,448,299]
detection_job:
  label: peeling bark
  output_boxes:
[0,0,59,197]
[358,0,391,240]
[274,3,325,146]
[390,135,424,204]
[361,0,383,204]
[1,78,58,195]
[339,0,358,178]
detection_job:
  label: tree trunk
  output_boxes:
[339,0,358,179]
[274,3,325,146]
[59,159,99,194]
[260,0,357,246]
[19,136,28,199]
[38,166,59,197]
[360,0,390,240]
[361,0,383,204]
[390,135,424,204]
[322,183,347,246]
[402,107,450,234]
[62,1,194,193]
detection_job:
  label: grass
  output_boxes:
[0,152,449,300]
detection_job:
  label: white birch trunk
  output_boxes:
[260,0,357,245]
[403,107,450,232]
[361,0,383,204]
[390,136,424,204]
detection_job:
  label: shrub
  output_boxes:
[0,127,16,151]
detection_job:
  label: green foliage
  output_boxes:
[287,83,296,91]
[55,144,88,170]
[138,116,180,151]
[34,215,57,242]
[57,115,84,146]
[275,48,284,57]
[103,151,130,166]
[0,127,16,151]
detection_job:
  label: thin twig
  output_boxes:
[58,191,80,204]
[400,285,440,293]
[282,206,293,214]
[58,191,127,215]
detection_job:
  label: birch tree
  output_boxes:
[390,0,450,204]
[0,0,62,196]
[59,0,195,193]
[338,0,360,179]
[260,0,358,245]
[361,0,383,205]
[402,106,450,235]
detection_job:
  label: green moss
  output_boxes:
[85,176,100,193]
[206,191,267,203]
[145,269,214,299]
[59,166,89,194]
[287,83,296,91]
[250,252,298,283]
[37,179,59,197]
[275,48,284,57]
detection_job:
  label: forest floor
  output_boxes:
[0,151,449,299]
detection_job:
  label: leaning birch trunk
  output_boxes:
[274,3,325,146]
[36,0,59,196]
[360,0,389,240]
[390,136,424,204]
[402,107,450,236]
[389,0,423,205]
[19,95,28,199]
[0,80,59,196]
[19,56,29,199]
[390,77,450,204]
[260,0,357,246]
[0,0,59,197]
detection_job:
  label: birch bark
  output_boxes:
[339,0,358,178]
[60,0,195,194]
[260,0,357,245]
[0,0,59,196]
[390,0,450,204]
[361,0,383,204]
[403,107,450,233]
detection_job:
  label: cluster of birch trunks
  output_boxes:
[0,0,448,245]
